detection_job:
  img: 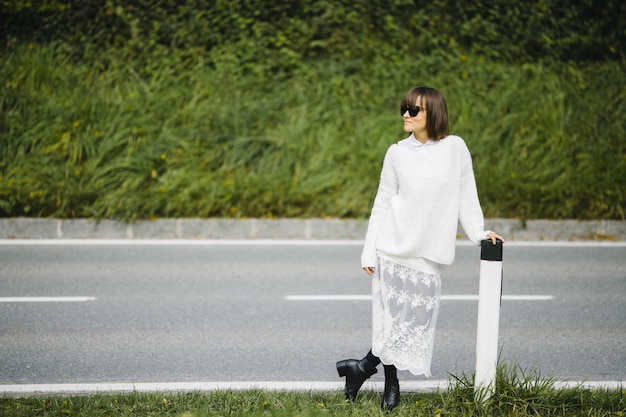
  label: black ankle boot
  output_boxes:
[381,379,400,411]
[336,358,378,401]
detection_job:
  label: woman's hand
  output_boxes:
[363,267,375,276]
[486,231,505,244]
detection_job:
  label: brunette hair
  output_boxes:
[401,87,449,140]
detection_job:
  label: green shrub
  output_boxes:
[2,0,624,64]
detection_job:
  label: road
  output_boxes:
[0,240,624,391]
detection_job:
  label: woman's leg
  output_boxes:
[336,349,380,401]
[381,364,400,411]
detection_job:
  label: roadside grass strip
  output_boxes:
[1,370,624,417]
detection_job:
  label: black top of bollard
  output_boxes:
[480,239,503,261]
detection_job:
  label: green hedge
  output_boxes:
[2,0,624,63]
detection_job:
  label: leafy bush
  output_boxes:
[2,0,624,64]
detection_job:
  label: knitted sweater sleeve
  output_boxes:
[361,145,399,267]
[458,140,491,245]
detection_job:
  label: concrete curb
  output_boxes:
[1,218,625,241]
[1,380,622,397]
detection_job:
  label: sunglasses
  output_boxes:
[400,105,423,117]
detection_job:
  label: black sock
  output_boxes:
[365,349,381,367]
[383,364,398,381]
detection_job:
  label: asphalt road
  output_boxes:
[1,241,625,387]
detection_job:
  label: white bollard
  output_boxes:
[474,239,503,402]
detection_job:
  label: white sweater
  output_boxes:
[361,134,491,267]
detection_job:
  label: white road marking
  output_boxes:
[0,381,441,396]
[0,239,364,246]
[0,380,621,397]
[0,239,625,247]
[0,297,96,303]
[286,295,553,301]
[445,295,554,301]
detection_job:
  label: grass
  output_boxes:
[1,42,625,221]
[1,365,624,416]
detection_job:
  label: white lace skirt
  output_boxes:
[371,256,442,377]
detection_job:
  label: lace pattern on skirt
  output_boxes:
[372,256,441,376]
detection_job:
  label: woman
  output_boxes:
[336,87,504,411]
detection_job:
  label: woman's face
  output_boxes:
[402,96,427,136]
